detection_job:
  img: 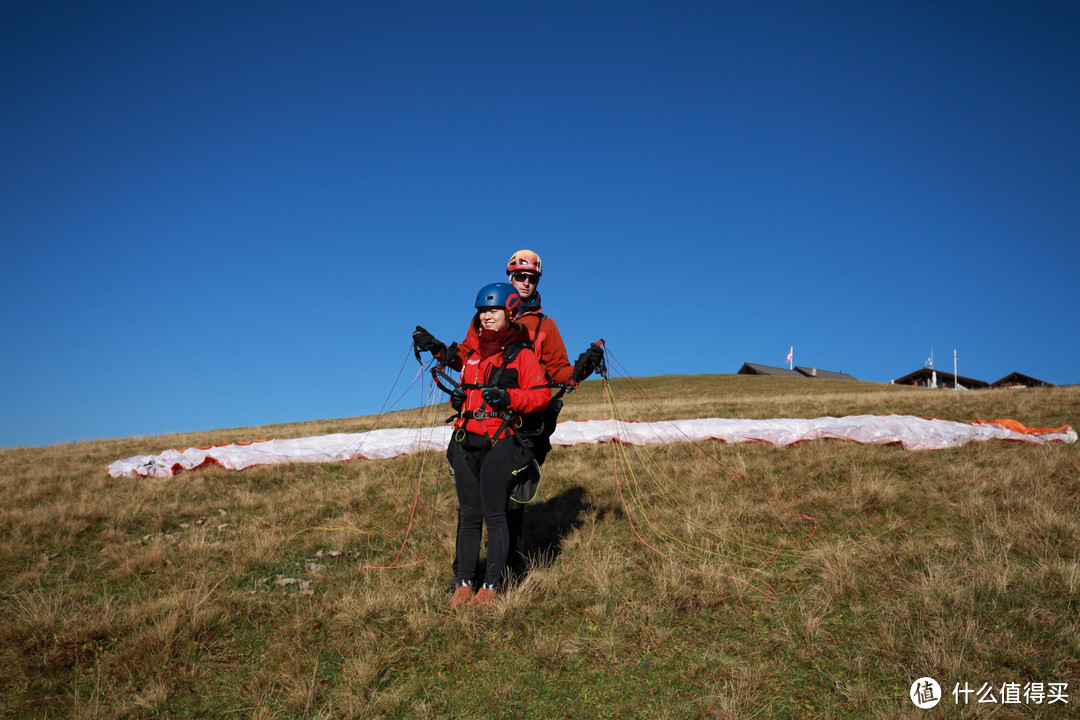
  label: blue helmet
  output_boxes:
[474,282,521,318]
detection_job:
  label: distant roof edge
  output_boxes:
[893,367,990,388]
[793,366,859,381]
[738,363,805,378]
[990,372,1053,388]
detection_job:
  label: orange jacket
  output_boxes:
[451,308,573,385]
[455,338,550,441]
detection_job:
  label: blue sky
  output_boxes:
[2,0,1077,448]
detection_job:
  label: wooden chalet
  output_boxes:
[990,372,1053,389]
[892,368,990,390]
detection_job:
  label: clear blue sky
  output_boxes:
[3,1,1078,448]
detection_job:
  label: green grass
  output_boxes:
[1,375,1078,718]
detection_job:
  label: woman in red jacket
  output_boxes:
[445,283,550,607]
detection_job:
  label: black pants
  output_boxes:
[449,433,523,587]
[450,400,560,583]
[450,466,528,583]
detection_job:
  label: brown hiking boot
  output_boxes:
[472,584,498,607]
[448,583,473,608]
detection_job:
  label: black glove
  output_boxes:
[450,387,466,411]
[482,388,511,411]
[412,326,444,355]
[413,326,458,364]
[571,344,604,383]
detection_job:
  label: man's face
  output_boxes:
[509,271,539,300]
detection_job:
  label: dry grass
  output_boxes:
[1,374,1078,718]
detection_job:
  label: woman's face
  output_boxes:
[479,307,509,331]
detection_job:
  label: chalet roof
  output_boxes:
[738,363,805,378]
[990,372,1053,389]
[893,367,990,389]
[793,366,858,381]
[738,363,858,380]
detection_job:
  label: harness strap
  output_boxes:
[486,339,532,391]
[431,366,461,395]
[470,409,521,422]
[443,408,522,422]
[432,337,573,443]
[488,413,519,444]
[436,362,570,396]
[445,408,523,445]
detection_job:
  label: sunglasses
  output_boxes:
[511,272,538,284]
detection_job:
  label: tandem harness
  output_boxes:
[429,340,565,446]
[415,330,607,446]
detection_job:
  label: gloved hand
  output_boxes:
[450,387,466,411]
[482,388,511,411]
[571,344,604,383]
[412,326,445,356]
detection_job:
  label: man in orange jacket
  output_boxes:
[455,250,572,462]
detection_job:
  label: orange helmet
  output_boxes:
[506,249,542,277]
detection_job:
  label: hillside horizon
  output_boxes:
[5,372,1077,453]
[2,372,1078,717]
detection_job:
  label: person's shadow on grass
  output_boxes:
[511,485,610,583]
[478,486,610,588]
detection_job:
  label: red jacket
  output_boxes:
[452,308,573,385]
[455,334,550,441]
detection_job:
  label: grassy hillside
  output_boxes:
[2,375,1078,718]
